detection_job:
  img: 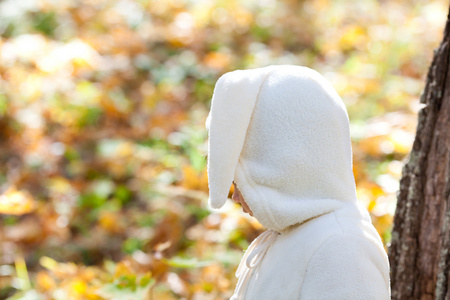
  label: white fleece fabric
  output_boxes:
[206,65,390,299]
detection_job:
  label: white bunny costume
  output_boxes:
[206,65,390,300]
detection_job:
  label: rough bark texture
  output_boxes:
[388,5,450,300]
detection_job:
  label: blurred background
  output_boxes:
[0,0,448,299]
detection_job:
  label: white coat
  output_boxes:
[206,65,390,299]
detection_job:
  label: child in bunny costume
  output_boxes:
[206,65,390,300]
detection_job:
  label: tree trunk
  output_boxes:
[388,5,450,300]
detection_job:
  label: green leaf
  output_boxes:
[32,12,58,37]
[163,257,213,269]
[122,238,144,254]
[114,185,132,205]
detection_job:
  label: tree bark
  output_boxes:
[388,5,450,300]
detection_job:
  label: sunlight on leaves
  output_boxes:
[0,187,36,215]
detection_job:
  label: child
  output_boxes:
[205,65,390,299]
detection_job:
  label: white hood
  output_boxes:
[206,65,360,232]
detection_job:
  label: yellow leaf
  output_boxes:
[40,256,58,271]
[70,279,87,295]
[98,211,122,233]
[181,166,208,192]
[339,26,367,50]
[0,187,36,215]
[113,261,134,279]
[371,213,393,241]
[368,200,377,212]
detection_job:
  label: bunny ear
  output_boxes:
[207,67,273,209]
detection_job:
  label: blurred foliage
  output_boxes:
[0,0,448,299]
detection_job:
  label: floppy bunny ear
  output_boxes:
[207,67,273,209]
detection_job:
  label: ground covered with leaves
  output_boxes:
[0,0,447,299]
